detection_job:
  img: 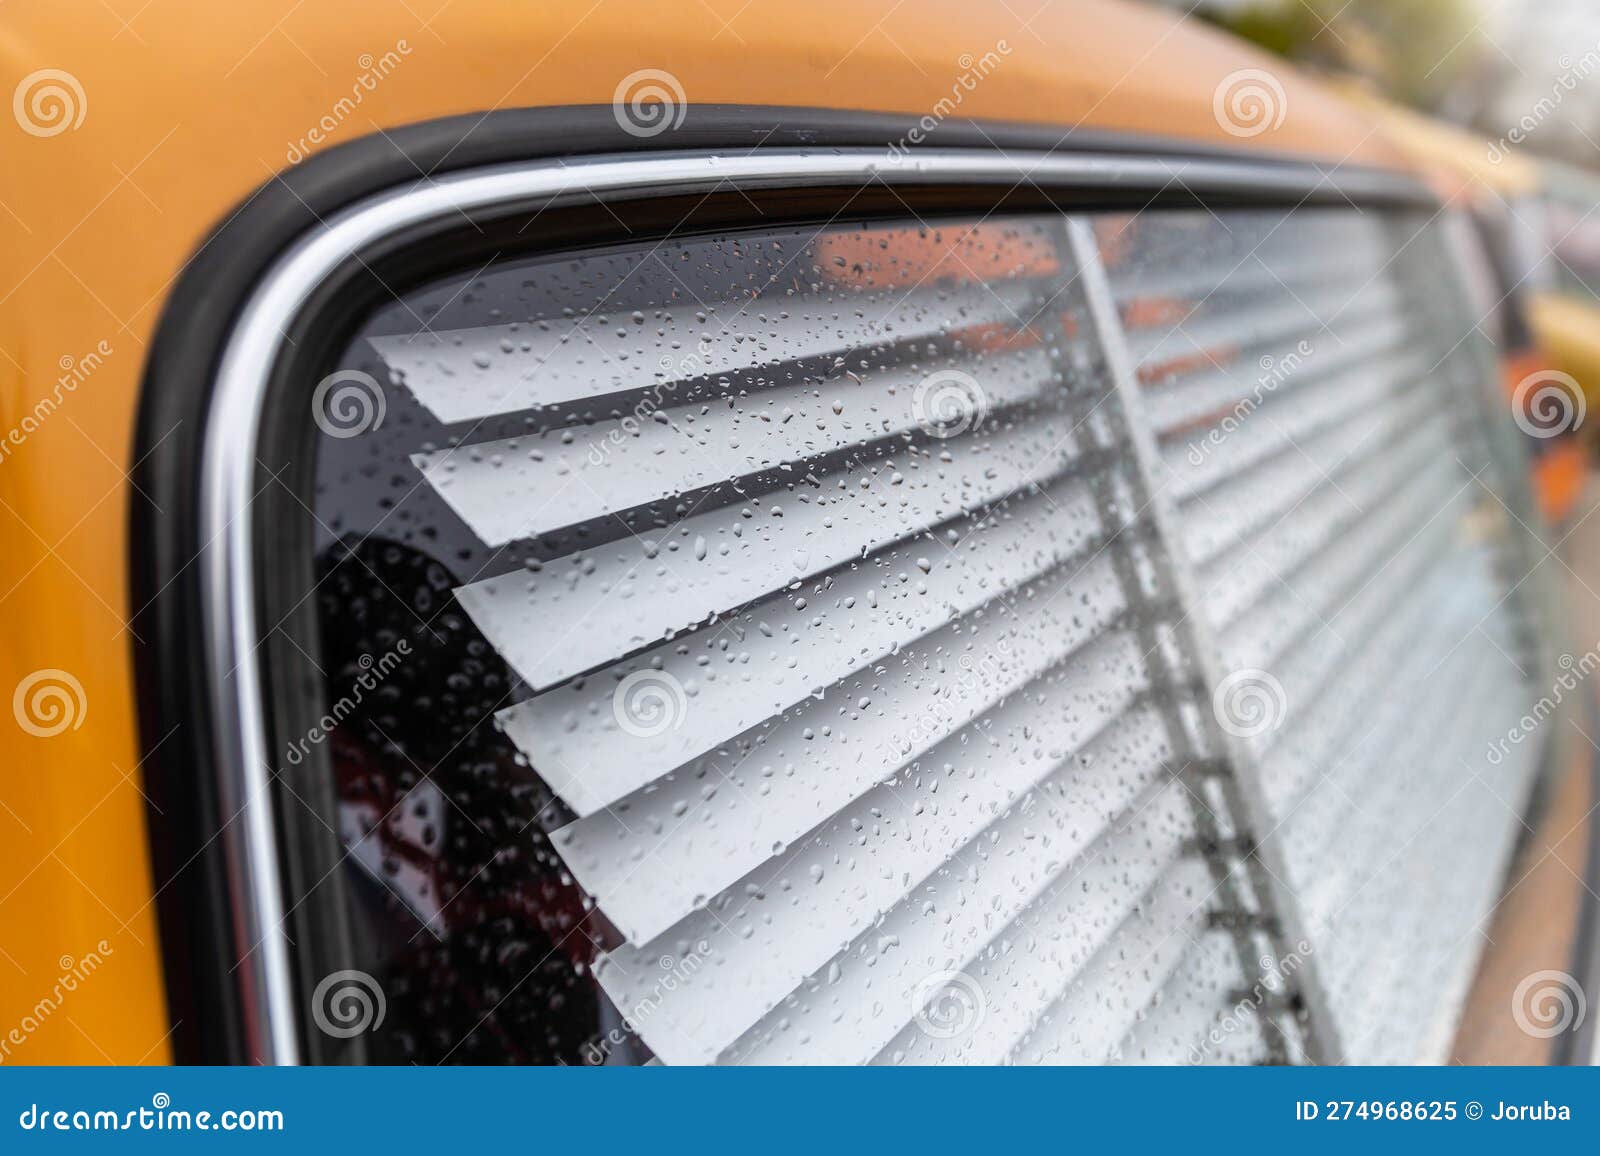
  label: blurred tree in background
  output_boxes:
[1197,0,1600,167]
[1204,0,1481,109]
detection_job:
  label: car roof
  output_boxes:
[1331,80,1541,201]
[0,0,1408,176]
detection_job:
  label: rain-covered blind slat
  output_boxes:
[310,200,1546,1066]
[343,216,1279,1065]
[1104,207,1546,1062]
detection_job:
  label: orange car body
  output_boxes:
[0,0,1521,1062]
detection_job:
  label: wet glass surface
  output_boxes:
[294,207,1539,1064]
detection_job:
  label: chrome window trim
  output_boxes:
[198,146,1433,1064]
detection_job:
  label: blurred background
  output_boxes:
[1170,0,1600,546]
[1183,0,1598,145]
[1155,0,1600,1063]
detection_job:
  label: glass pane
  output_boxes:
[1103,206,1542,1059]
[301,214,1266,1064]
[286,202,1542,1065]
